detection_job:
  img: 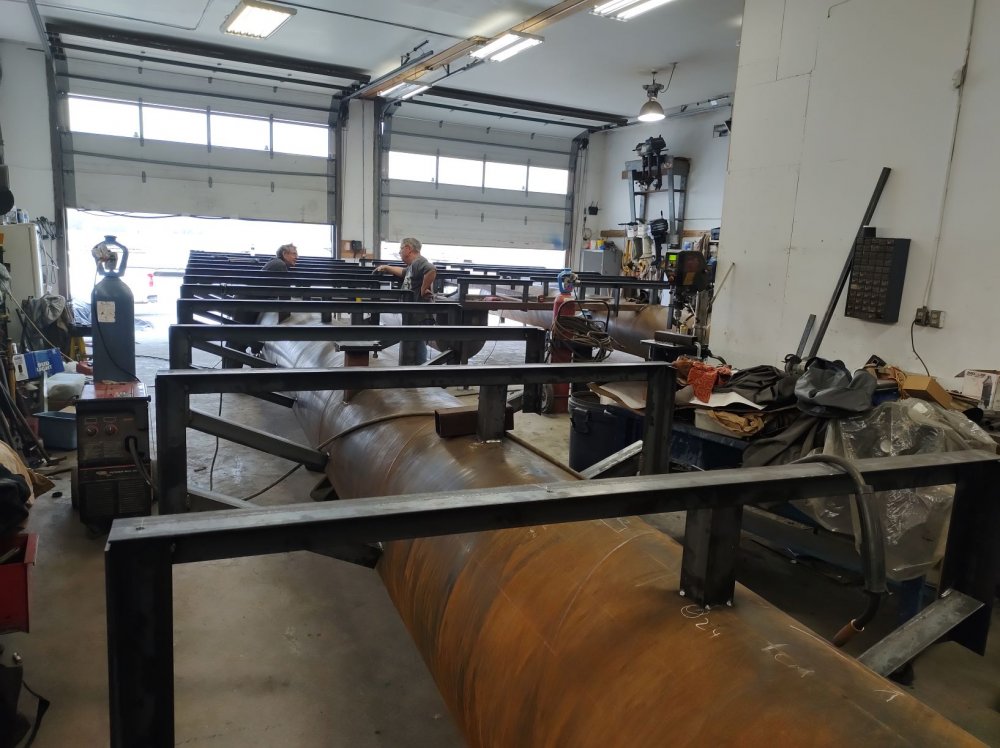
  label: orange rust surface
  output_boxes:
[266,325,982,748]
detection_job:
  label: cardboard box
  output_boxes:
[960,369,1000,410]
[11,348,64,381]
[901,374,952,409]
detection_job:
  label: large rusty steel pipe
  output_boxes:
[500,304,669,358]
[264,328,981,747]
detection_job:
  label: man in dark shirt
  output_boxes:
[375,238,436,300]
[262,243,298,272]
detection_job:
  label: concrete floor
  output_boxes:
[4,317,999,746]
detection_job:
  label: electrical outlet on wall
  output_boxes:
[914,306,945,328]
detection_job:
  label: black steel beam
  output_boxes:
[641,365,674,475]
[680,506,744,607]
[156,362,666,396]
[427,86,628,126]
[177,299,462,324]
[188,487,259,512]
[106,537,174,748]
[249,391,297,408]
[192,342,275,369]
[181,284,410,301]
[169,324,544,368]
[183,274,381,287]
[937,459,1000,654]
[115,451,1000,559]
[188,410,327,471]
[47,22,371,83]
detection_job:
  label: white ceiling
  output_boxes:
[1,0,743,125]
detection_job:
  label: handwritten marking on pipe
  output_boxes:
[762,642,813,678]
[875,689,903,703]
[680,605,722,638]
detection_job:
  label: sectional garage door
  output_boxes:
[380,114,577,251]
[55,52,339,223]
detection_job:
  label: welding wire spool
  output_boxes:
[551,315,614,362]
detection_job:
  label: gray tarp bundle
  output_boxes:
[803,399,995,580]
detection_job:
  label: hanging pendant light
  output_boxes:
[638,72,666,122]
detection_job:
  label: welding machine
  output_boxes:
[71,382,152,527]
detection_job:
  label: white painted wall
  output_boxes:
[585,114,731,243]
[0,42,55,221]
[716,0,993,375]
[340,98,377,255]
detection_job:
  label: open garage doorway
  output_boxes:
[66,209,335,338]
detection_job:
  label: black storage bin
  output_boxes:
[568,391,644,471]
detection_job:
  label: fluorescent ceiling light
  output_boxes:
[592,0,675,21]
[399,85,430,100]
[666,95,733,119]
[471,32,543,62]
[221,0,296,39]
[380,81,432,101]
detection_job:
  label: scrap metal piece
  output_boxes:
[858,590,984,676]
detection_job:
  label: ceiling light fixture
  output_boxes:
[471,32,543,62]
[592,0,675,21]
[666,94,733,119]
[637,72,665,122]
[221,0,296,39]
[380,80,432,101]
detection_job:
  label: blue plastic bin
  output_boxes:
[35,411,77,450]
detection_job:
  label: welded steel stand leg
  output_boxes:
[641,366,675,475]
[938,461,1000,654]
[167,327,192,369]
[107,538,174,748]
[522,330,545,413]
[680,506,744,607]
[477,385,508,441]
[156,377,189,514]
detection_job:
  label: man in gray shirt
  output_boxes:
[375,238,436,300]
[375,238,437,363]
[262,243,298,272]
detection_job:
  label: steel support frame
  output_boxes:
[180,284,412,302]
[168,324,546,408]
[108,450,999,747]
[154,362,675,515]
[176,299,463,325]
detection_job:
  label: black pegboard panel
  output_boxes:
[845,235,910,323]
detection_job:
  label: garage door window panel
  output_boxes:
[143,105,207,146]
[485,161,527,191]
[438,156,484,188]
[210,113,270,152]
[528,166,568,195]
[388,152,437,183]
[68,96,140,138]
[273,122,329,157]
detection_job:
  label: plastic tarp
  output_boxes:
[797,399,996,580]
